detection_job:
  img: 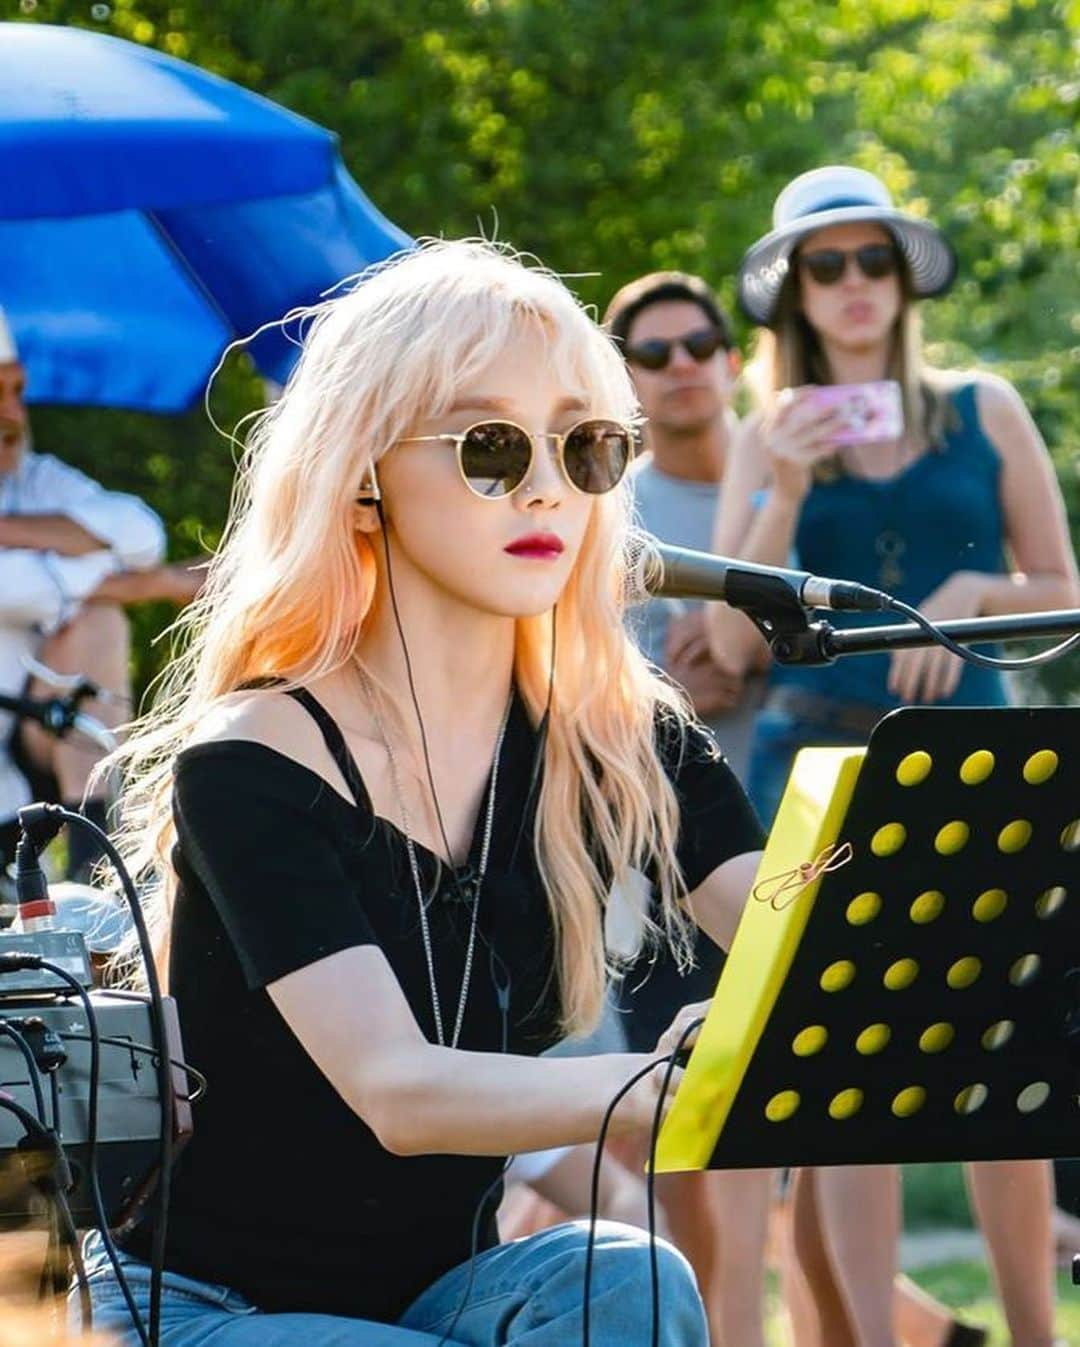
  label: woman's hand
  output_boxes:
[605,1001,713,1136]
[760,390,843,505]
[605,1051,686,1138]
[655,999,712,1061]
[665,610,744,716]
[887,570,988,703]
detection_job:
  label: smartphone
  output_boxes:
[797,380,904,446]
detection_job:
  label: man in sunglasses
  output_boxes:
[605,271,761,751]
[604,273,771,1347]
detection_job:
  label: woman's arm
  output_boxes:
[976,373,1080,611]
[704,418,778,676]
[267,944,665,1157]
[681,849,763,952]
[888,374,1080,703]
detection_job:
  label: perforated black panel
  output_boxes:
[709,707,1080,1169]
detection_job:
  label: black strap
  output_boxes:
[282,687,372,813]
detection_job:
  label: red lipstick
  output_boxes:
[504,533,565,559]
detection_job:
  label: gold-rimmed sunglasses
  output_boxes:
[396,418,636,499]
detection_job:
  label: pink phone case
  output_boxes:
[798,381,904,445]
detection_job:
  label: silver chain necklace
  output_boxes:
[359,668,512,1049]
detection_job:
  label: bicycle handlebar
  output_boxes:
[0,690,117,752]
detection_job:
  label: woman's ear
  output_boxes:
[353,464,382,533]
[352,501,381,534]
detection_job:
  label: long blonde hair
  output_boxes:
[746,247,952,447]
[108,239,696,1035]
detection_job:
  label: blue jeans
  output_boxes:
[73,1222,707,1346]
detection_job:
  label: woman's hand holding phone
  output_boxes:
[761,389,846,505]
[763,381,905,505]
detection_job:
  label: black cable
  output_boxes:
[582,1054,676,1347]
[56,1185,91,1324]
[0,961,102,1182]
[0,1093,90,1323]
[20,804,170,1347]
[58,1032,207,1103]
[0,1019,47,1123]
[375,505,475,908]
[579,1019,701,1347]
[435,1156,514,1347]
[507,605,556,874]
[49,1070,61,1134]
[884,596,1080,670]
[644,1019,703,1347]
[39,1198,58,1301]
[3,955,149,1347]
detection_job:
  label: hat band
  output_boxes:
[794,195,885,218]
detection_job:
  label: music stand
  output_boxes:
[656,706,1080,1173]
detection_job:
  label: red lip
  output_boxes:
[505,533,565,559]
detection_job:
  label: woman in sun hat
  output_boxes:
[705,165,1076,1347]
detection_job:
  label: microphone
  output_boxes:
[627,535,891,613]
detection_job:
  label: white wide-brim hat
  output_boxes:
[736,165,957,327]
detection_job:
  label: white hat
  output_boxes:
[736,165,957,327]
[0,308,17,363]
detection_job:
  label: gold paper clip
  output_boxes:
[752,841,854,912]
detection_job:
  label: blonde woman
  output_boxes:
[707,166,1077,1347]
[78,241,764,1347]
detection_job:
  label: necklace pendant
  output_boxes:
[874,528,907,590]
[448,865,478,906]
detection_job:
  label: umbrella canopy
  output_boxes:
[0,23,411,411]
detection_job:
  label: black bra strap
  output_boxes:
[283,687,372,812]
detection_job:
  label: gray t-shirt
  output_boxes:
[629,457,763,782]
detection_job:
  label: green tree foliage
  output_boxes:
[14,0,1080,698]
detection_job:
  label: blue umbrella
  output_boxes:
[0,22,411,411]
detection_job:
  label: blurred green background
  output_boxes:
[11,0,1080,704]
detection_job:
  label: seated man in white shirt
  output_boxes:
[0,308,202,879]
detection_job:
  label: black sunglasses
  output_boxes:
[798,242,900,286]
[624,326,729,371]
[398,418,634,498]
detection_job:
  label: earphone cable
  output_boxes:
[375,504,476,907]
[582,1051,680,1347]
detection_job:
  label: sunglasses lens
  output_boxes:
[802,250,846,285]
[683,328,726,362]
[625,339,671,371]
[563,420,631,494]
[459,422,532,497]
[857,243,898,278]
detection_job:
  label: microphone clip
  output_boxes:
[725,572,836,667]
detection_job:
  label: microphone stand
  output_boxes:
[723,571,1080,665]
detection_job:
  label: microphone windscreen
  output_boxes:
[623,531,665,606]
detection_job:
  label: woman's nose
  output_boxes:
[515,434,565,508]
